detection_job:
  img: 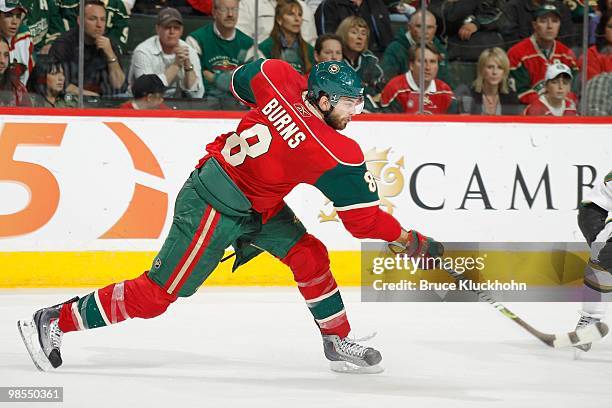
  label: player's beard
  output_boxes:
[323,108,349,130]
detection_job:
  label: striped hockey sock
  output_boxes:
[282,234,351,338]
[299,269,350,338]
[58,272,177,333]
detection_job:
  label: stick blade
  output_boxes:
[552,322,609,348]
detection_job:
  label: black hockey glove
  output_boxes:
[578,203,608,247]
[597,240,612,272]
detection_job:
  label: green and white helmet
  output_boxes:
[307,61,364,105]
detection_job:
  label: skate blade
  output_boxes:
[329,360,384,374]
[17,319,53,372]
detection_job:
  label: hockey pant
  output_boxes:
[58,177,350,337]
[582,222,612,317]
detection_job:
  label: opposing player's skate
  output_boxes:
[322,334,383,373]
[574,311,603,353]
[18,298,77,371]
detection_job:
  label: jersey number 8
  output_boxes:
[221,124,273,166]
[364,171,377,192]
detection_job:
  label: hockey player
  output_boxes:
[18,59,443,373]
[575,169,612,352]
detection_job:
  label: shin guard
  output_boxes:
[282,234,350,338]
[58,271,177,333]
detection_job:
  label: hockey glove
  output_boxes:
[388,230,444,270]
[578,203,608,247]
[596,240,612,272]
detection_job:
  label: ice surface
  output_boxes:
[1,288,611,408]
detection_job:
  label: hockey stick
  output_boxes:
[441,266,609,348]
[225,244,608,348]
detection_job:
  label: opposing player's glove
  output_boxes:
[388,230,444,270]
[596,239,612,272]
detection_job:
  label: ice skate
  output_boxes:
[322,334,384,374]
[17,298,77,371]
[574,311,603,354]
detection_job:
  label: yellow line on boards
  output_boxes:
[0,251,362,288]
[0,250,589,288]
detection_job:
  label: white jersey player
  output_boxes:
[576,169,612,351]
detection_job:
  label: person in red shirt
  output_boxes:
[579,10,612,81]
[19,59,443,374]
[0,0,33,85]
[0,36,29,106]
[508,2,579,105]
[379,44,455,114]
[119,74,170,110]
[523,62,577,116]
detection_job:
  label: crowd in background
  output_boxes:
[0,0,611,116]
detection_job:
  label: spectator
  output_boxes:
[0,0,33,84]
[585,71,612,115]
[501,0,576,48]
[598,0,611,15]
[579,10,612,81]
[457,47,522,115]
[564,0,592,21]
[26,55,77,107]
[120,74,170,109]
[380,44,455,114]
[57,0,135,55]
[186,0,214,15]
[186,0,252,105]
[335,16,383,99]
[237,0,317,44]
[49,0,126,97]
[314,33,342,62]
[380,10,451,85]
[305,0,322,14]
[315,0,393,54]
[247,0,314,74]
[0,36,29,105]
[523,62,577,115]
[507,2,578,105]
[429,0,506,62]
[20,0,64,54]
[129,7,204,98]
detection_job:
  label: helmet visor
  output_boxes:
[332,95,365,115]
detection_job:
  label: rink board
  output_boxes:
[0,110,610,287]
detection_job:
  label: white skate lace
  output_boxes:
[49,319,63,349]
[577,311,601,330]
[336,337,370,358]
[346,332,377,342]
[577,316,593,330]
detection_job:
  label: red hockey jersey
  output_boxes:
[579,45,612,82]
[380,71,454,114]
[201,59,402,241]
[522,95,577,116]
[508,36,578,105]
